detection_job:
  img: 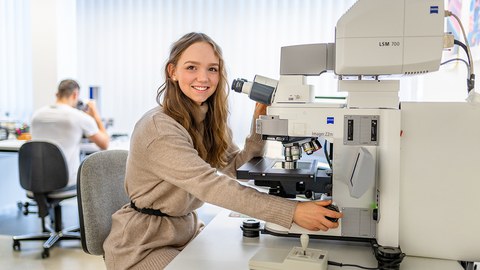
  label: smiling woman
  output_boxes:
[102,32,342,269]
[158,33,230,167]
[168,42,220,106]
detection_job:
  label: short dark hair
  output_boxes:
[57,79,80,98]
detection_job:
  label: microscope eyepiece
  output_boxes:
[231,78,247,93]
[231,75,277,105]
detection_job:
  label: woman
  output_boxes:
[103,32,342,269]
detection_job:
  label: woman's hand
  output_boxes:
[293,200,343,231]
[253,102,268,119]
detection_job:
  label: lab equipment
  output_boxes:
[249,234,328,270]
[231,76,277,105]
[234,0,480,267]
[237,0,443,246]
[0,127,8,140]
[76,100,89,112]
[89,86,101,112]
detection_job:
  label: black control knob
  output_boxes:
[373,208,378,221]
[240,219,261,238]
[374,246,405,269]
[325,204,340,223]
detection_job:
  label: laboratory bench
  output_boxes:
[166,209,464,270]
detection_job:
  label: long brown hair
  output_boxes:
[157,32,230,168]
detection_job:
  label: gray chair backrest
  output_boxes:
[77,149,129,255]
[19,141,68,193]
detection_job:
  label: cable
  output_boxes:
[451,39,475,93]
[441,58,470,69]
[446,11,474,75]
[446,10,475,92]
[454,39,470,65]
[328,260,379,269]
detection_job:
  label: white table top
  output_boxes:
[0,138,129,153]
[165,209,463,270]
[0,140,26,152]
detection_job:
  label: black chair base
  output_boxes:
[13,225,81,258]
[12,199,81,258]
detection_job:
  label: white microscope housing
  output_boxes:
[236,0,445,249]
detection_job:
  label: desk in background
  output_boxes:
[0,140,26,210]
[0,140,26,152]
[165,209,463,270]
[79,134,130,155]
[0,137,129,210]
[0,135,130,154]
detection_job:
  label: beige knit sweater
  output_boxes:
[103,105,297,269]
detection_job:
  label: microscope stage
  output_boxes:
[237,157,318,181]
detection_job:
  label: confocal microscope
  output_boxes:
[234,0,480,268]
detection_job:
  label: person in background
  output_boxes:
[31,79,110,187]
[103,32,342,269]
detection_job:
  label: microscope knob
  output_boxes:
[373,208,378,221]
[325,204,340,223]
[300,234,309,254]
[241,219,261,238]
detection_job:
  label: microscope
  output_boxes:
[237,0,480,268]
[235,0,449,255]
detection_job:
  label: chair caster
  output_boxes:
[13,240,21,251]
[17,201,23,211]
[41,248,50,259]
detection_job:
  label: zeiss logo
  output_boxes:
[327,117,334,124]
[430,6,439,14]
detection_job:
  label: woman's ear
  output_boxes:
[168,63,176,81]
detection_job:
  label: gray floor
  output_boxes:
[0,199,106,270]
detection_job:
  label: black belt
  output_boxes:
[130,201,170,217]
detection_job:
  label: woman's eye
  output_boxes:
[209,67,218,72]
[186,66,196,70]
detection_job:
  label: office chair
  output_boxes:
[77,149,129,256]
[12,141,81,258]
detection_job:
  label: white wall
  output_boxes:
[30,0,58,111]
[0,0,33,123]
[75,0,480,142]
[75,0,356,139]
[2,0,480,140]
[30,0,78,111]
[56,0,77,82]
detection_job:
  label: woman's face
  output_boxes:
[169,42,220,106]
